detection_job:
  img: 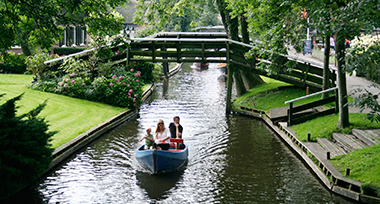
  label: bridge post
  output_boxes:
[162,47,169,78]
[226,42,233,113]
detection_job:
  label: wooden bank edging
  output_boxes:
[47,63,183,172]
[233,107,380,203]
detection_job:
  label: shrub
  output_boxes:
[30,68,144,109]
[0,93,55,199]
[26,52,60,80]
[0,51,27,74]
[128,61,155,83]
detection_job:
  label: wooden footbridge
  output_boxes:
[45,32,337,112]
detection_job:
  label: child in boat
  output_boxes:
[140,128,154,150]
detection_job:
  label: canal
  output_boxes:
[18,63,356,203]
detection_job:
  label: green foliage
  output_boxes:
[134,0,219,32]
[128,61,155,83]
[0,94,54,199]
[53,47,87,56]
[0,0,126,54]
[0,52,28,74]
[25,52,59,80]
[349,84,380,123]
[29,67,144,109]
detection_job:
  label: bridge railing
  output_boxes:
[284,87,338,126]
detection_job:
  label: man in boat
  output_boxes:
[169,116,184,149]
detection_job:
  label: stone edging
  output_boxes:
[233,106,380,203]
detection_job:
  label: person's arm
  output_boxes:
[175,124,182,138]
[147,136,154,142]
[162,128,170,141]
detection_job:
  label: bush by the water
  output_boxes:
[0,94,54,199]
[0,51,27,74]
[30,67,145,109]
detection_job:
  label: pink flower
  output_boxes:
[112,75,117,78]
[71,80,75,83]
[122,82,126,85]
[136,79,139,82]
[127,84,130,87]
[58,82,63,86]
[127,77,130,80]
[129,89,133,93]
[128,96,131,98]
[116,80,120,83]
[134,94,138,97]
[130,69,134,72]
[119,76,123,80]
[133,98,136,102]
[110,83,113,86]
[128,93,131,96]
[64,78,70,82]
[64,83,69,88]
[82,83,85,86]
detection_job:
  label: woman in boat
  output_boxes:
[154,119,170,150]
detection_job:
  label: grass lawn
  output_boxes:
[233,76,332,112]
[0,74,125,149]
[330,144,380,196]
[291,113,380,141]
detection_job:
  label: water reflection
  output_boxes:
[135,170,184,200]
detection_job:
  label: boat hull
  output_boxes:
[135,145,188,174]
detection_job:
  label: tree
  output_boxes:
[0,0,126,55]
[0,94,55,199]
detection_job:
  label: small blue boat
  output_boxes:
[135,139,188,174]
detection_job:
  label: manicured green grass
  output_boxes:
[291,113,380,141]
[0,74,125,149]
[233,76,330,112]
[330,145,380,195]
[233,77,291,108]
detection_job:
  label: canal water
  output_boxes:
[18,63,357,203]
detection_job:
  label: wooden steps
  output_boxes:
[333,133,363,153]
[353,129,380,145]
[317,138,345,158]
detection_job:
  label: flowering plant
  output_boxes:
[346,34,380,82]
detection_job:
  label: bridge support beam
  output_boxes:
[162,47,169,78]
[226,42,233,113]
[226,63,233,113]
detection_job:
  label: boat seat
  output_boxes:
[170,138,183,143]
[170,138,184,149]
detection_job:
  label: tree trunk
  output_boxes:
[336,31,349,128]
[322,35,331,99]
[240,13,249,44]
[234,69,247,96]
[240,11,264,90]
